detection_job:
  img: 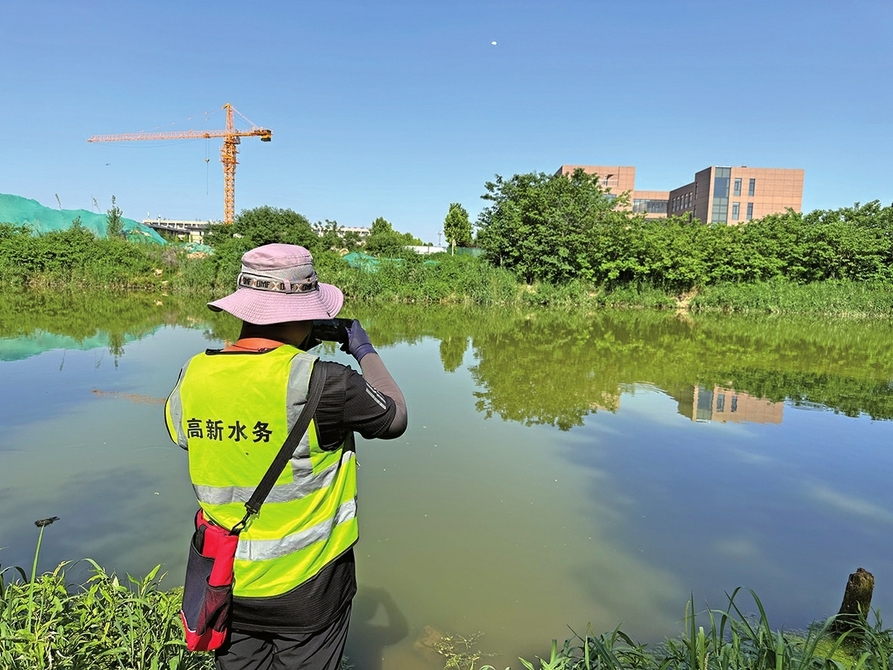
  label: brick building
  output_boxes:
[555,164,804,223]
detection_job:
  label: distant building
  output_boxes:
[338,226,370,238]
[555,165,637,193]
[314,225,371,239]
[555,164,804,223]
[142,218,217,243]
[555,165,670,220]
[668,166,804,224]
[406,245,447,255]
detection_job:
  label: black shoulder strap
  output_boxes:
[231,362,328,533]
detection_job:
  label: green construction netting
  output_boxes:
[0,194,167,244]
[182,241,214,254]
[343,251,383,270]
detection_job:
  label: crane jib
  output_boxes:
[86,104,271,225]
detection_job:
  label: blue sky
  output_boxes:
[2,0,891,244]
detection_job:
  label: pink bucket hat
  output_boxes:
[207,244,343,324]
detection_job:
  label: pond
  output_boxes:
[1,290,892,669]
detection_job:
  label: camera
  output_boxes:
[308,318,353,344]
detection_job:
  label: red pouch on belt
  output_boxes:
[180,509,240,651]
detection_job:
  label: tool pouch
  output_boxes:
[180,509,239,652]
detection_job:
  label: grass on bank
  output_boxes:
[191,249,893,316]
[3,537,892,670]
[438,587,893,670]
[690,279,893,316]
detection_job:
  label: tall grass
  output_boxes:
[0,224,164,289]
[692,280,893,316]
[317,253,520,305]
[5,541,893,670]
[0,560,211,670]
[433,590,893,670]
[5,220,893,315]
[0,520,212,670]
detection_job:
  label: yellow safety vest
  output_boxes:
[165,345,358,598]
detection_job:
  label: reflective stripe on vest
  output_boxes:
[237,497,357,561]
[193,448,354,506]
[164,345,358,598]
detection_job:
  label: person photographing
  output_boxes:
[164,243,407,670]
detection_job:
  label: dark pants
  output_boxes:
[215,603,352,670]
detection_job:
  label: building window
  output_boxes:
[717,393,726,413]
[748,178,756,196]
[711,167,731,224]
[733,178,742,196]
[732,202,740,220]
[633,199,669,214]
[696,387,713,421]
[746,202,754,220]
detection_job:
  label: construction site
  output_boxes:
[0,104,271,242]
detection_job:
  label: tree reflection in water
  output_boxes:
[4,290,893,426]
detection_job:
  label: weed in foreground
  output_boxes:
[441,589,893,670]
[0,518,212,670]
[4,519,893,669]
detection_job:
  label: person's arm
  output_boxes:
[342,320,407,437]
[358,352,406,437]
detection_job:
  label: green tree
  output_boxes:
[443,202,472,252]
[364,216,422,257]
[476,169,634,284]
[315,219,344,252]
[342,230,362,252]
[200,206,322,286]
[369,216,393,237]
[205,206,319,251]
[106,196,125,239]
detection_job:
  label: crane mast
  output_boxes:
[88,103,272,224]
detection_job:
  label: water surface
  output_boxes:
[1,291,891,669]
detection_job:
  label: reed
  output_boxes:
[691,280,893,317]
[450,590,893,670]
[0,521,213,670]
[5,545,893,670]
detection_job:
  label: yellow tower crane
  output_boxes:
[88,103,272,224]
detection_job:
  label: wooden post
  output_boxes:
[832,567,874,634]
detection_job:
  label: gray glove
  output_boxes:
[340,319,376,362]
